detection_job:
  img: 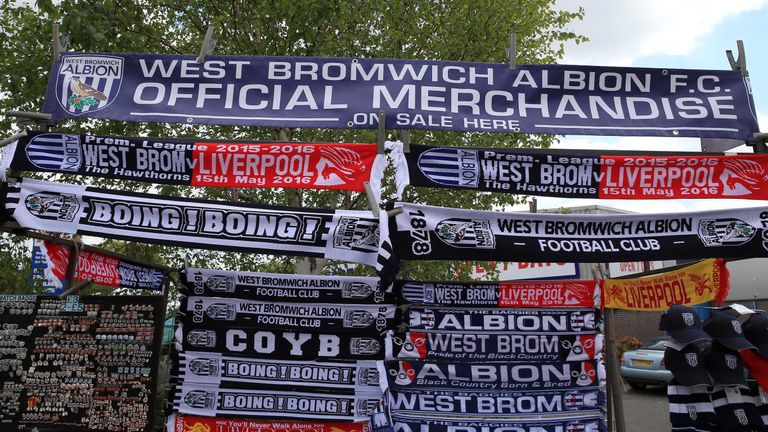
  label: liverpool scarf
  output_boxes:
[182,297,397,334]
[378,359,603,392]
[1,178,392,272]
[0,131,383,192]
[603,258,729,311]
[181,267,392,304]
[176,324,386,360]
[396,279,597,307]
[406,307,598,333]
[390,202,768,262]
[403,143,768,200]
[167,414,371,432]
[175,351,380,392]
[173,383,379,421]
[390,414,607,432]
[386,331,602,362]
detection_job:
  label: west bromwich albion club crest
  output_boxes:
[734,408,749,425]
[25,192,80,222]
[731,320,743,334]
[682,312,695,327]
[434,218,496,249]
[725,354,738,369]
[55,54,123,115]
[685,352,699,367]
[698,218,757,247]
[25,133,82,172]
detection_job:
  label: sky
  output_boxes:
[515,0,768,214]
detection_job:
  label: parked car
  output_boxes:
[620,335,673,389]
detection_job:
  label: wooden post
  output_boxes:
[605,307,627,432]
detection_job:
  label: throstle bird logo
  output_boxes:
[688,273,712,296]
[435,219,496,248]
[721,159,768,196]
[55,54,123,115]
[351,224,379,248]
[68,77,107,109]
[315,147,366,186]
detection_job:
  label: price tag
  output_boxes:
[724,386,744,404]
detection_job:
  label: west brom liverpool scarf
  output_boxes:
[390,202,768,262]
[403,143,768,200]
[1,178,392,271]
[396,279,597,307]
[0,132,380,192]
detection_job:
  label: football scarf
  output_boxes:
[176,324,386,360]
[378,359,603,392]
[749,383,768,428]
[31,239,166,291]
[181,267,392,304]
[173,383,379,421]
[2,178,392,272]
[396,280,597,307]
[603,258,729,310]
[390,414,607,432]
[403,143,768,200]
[390,202,768,262]
[182,297,397,334]
[711,385,766,431]
[175,351,380,392]
[167,414,371,432]
[385,387,603,417]
[667,380,716,431]
[406,307,598,333]
[386,331,603,362]
[0,132,381,192]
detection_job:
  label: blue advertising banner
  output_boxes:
[43,53,759,139]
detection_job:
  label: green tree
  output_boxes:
[0,0,586,283]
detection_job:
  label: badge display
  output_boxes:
[182,297,397,334]
[0,295,163,432]
[390,414,607,432]
[404,143,768,200]
[182,268,391,304]
[387,331,602,362]
[397,280,597,307]
[173,383,379,421]
[379,359,603,391]
[2,178,391,272]
[167,414,371,432]
[391,202,768,263]
[385,387,603,417]
[0,132,380,192]
[176,351,380,392]
[176,324,386,360]
[406,307,598,333]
